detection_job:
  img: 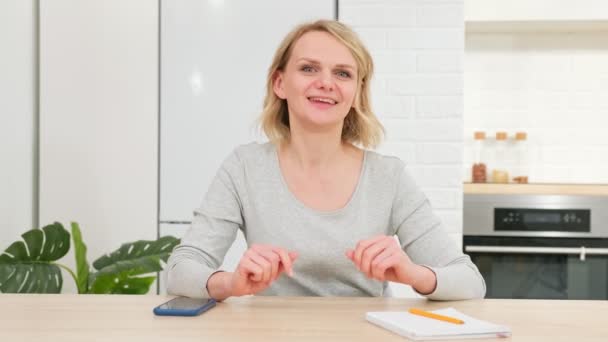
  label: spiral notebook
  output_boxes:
[366,307,511,341]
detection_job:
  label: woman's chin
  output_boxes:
[299,115,344,131]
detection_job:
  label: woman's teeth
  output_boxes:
[308,97,336,105]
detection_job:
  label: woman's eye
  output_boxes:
[301,65,315,73]
[336,70,351,78]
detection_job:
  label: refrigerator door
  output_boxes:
[160,0,336,222]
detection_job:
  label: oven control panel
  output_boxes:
[495,208,590,232]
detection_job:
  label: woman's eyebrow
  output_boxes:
[296,57,356,71]
[335,63,356,71]
[296,57,321,66]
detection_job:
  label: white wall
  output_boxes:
[0,0,36,250]
[341,0,465,297]
[464,31,608,184]
[38,0,159,292]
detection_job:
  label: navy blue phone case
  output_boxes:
[153,298,216,316]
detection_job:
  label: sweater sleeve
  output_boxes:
[166,151,244,298]
[391,163,486,300]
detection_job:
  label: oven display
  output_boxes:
[522,212,561,224]
[495,208,590,232]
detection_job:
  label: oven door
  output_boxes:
[464,236,608,300]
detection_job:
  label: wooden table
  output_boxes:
[1,294,607,341]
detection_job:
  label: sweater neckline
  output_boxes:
[271,143,368,216]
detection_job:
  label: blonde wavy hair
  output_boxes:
[259,20,384,149]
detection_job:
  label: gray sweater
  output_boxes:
[166,142,486,300]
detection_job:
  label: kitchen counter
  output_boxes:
[464,183,608,196]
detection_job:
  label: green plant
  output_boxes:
[0,222,179,294]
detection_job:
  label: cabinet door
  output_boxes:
[0,0,36,251]
[160,0,335,222]
[465,0,608,21]
[39,2,159,294]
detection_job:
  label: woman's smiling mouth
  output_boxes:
[307,96,338,109]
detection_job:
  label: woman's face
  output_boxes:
[273,31,358,133]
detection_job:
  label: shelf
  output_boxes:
[464,183,608,196]
[466,20,608,33]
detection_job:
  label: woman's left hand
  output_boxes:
[346,235,435,293]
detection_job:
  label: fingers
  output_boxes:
[272,247,295,277]
[370,248,395,281]
[353,235,386,267]
[348,236,404,281]
[239,257,264,282]
[255,247,281,282]
[345,249,354,260]
[360,238,392,277]
[243,245,298,283]
[246,250,272,283]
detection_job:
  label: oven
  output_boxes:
[463,194,608,300]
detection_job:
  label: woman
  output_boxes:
[166,20,485,301]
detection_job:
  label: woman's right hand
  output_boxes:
[230,244,298,297]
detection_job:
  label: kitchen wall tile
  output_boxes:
[387,28,463,49]
[340,4,416,27]
[353,28,387,50]
[384,119,463,141]
[416,95,463,118]
[373,95,414,118]
[417,51,463,72]
[415,143,463,164]
[416,4,463,27]
[342,0,464,241]
[376,141,416,164]
[387,74,462,95]
[373,51,417,73]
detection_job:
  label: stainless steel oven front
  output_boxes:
[463,194,608,300]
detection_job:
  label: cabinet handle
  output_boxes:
[464,245,608,261]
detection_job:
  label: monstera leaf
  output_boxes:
[0,223,70,293]
[88,236,179,294]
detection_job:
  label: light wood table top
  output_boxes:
[1,294,607,341]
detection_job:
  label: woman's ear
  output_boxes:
[272,71,287,100]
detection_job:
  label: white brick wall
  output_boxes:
[341,0,464,297]
[464,31,608,183]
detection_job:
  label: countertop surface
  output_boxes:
[2,294,608,341]
[464,183,608,196]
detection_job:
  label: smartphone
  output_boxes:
[153,297,216,316]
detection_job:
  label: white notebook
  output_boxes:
[366,307,511,341]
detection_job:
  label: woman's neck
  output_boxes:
[280,123,352,172]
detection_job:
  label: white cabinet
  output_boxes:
[0,0,36,250]
[38,0,159,294]
[466,0,608,22]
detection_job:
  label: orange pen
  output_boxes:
[408,308,465,325]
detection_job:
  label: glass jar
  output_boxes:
[512,132,529,184]
[492,131,509,183]
[472,131,487,183]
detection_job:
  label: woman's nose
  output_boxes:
[314,71,334,91]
